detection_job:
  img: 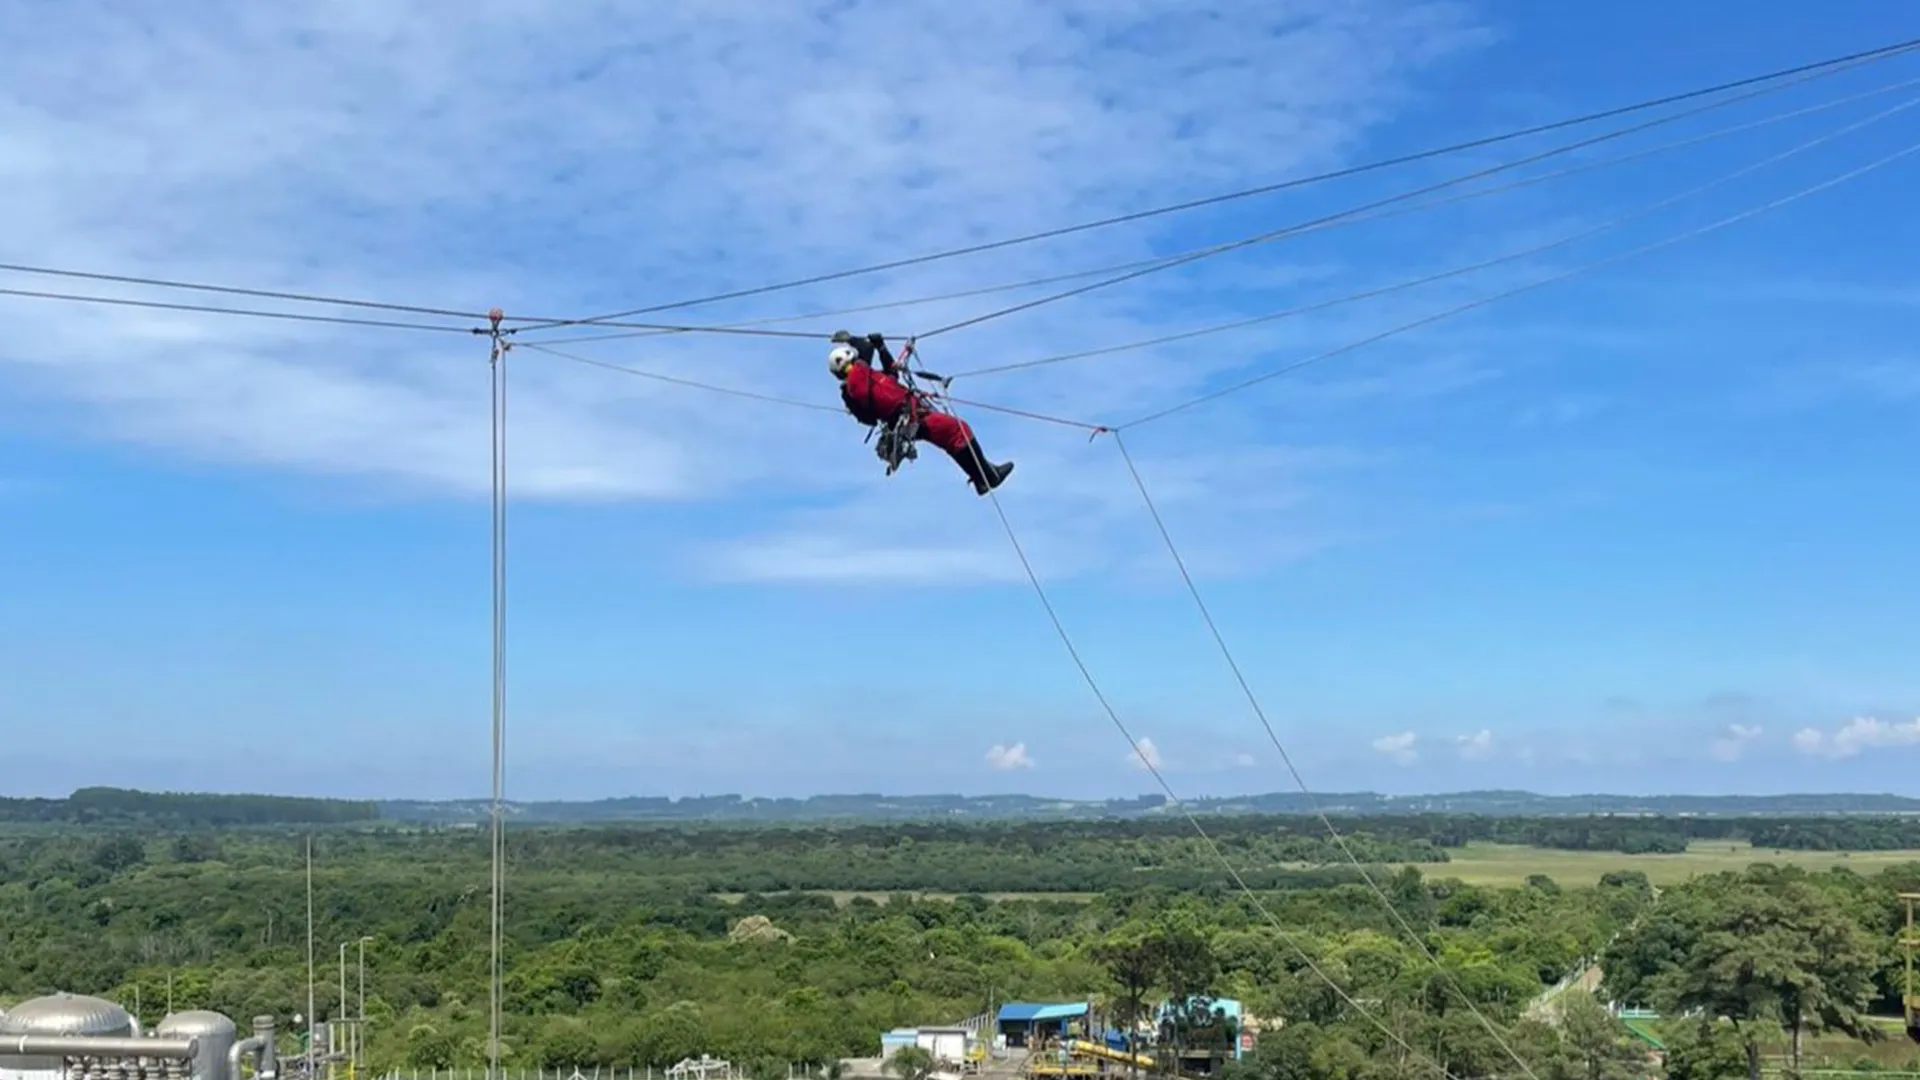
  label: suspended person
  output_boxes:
[828,331,1014,495]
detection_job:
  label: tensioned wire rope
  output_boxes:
[17,108,1902,447]
[782,117,1920,436]
[0,265,873,341]
[0,265,875,340]
[508,93,1920,440]
[0,286,484,334]
[522,63,1920,354]
[1,39,1912,353]
[503,34,1920,334]
[904,51,1920,343]
[512,339,1108,436]
[944,82,1920,381]
[1110,129,1920,432]
[0,275,843,340]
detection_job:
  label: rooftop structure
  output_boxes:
[994,1003,1089,1050]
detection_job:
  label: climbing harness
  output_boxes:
[858,338,954,477]
[870,409,920,474]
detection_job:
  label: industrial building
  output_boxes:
[965,996,1250,1080]
[991,1003,1089,1049]
[873,1009,997,1077]
[878,1027,978,1071]
[0,992,279,1080]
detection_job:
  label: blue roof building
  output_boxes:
[995,1001,1089,1047]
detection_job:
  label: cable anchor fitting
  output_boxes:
[486,307,511,362]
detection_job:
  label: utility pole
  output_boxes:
[486,307,509,1080]
[338,940,349,1079]
[356,936,373,1076]
[1901,893,1920,1044]
[306,836,316,1080]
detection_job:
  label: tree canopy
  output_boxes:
[0,820,1915,1079]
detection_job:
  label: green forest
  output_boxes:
[2,818,1919,1080]
[15,789,1920,857]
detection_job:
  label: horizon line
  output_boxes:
[16,785,1919,805]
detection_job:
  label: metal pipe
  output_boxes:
[229,1036,266,1080]
[227,1015,279,1080]
[256,1015,278,1080]
[4,1036,198,1058]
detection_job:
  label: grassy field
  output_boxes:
[713,842,1920,905]
[1751,1018,1920,1072]
[1411,840,1920,888]
[714,890,1100,905]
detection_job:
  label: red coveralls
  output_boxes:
[841,362,974,457]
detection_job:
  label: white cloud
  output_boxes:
[985,742,1034,771]
[1791,716,1920,760]
[1129,737,1163,771]
[1371,731,1417,765]
[0,0,1494,584]
[1231,752,1259,768]
[1454,729,1493,760]
[1709,722,1764,762]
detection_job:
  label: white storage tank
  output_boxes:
[158,1011,238,1080]
[0,993,137,1080]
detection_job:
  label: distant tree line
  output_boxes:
[7,789,1920,856]
[1444,813,1920,853]
[0,787,379,827]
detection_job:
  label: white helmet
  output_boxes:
[827,343,859,377]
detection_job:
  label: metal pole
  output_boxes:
[340,939,353,1080]
[487,309,508,1080]
[1902,893,1920,1036]
[359,936,371,1076]
[307,835,317,1080]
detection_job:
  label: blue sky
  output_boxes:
[4,0,1920,801]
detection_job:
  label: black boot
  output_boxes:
[956,438,1014,496]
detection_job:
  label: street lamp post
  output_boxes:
[356,936,374,1075]
[337,942,349,1080]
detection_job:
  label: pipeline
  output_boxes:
[4,1036,198,1059]
[228,1016,279,1080]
